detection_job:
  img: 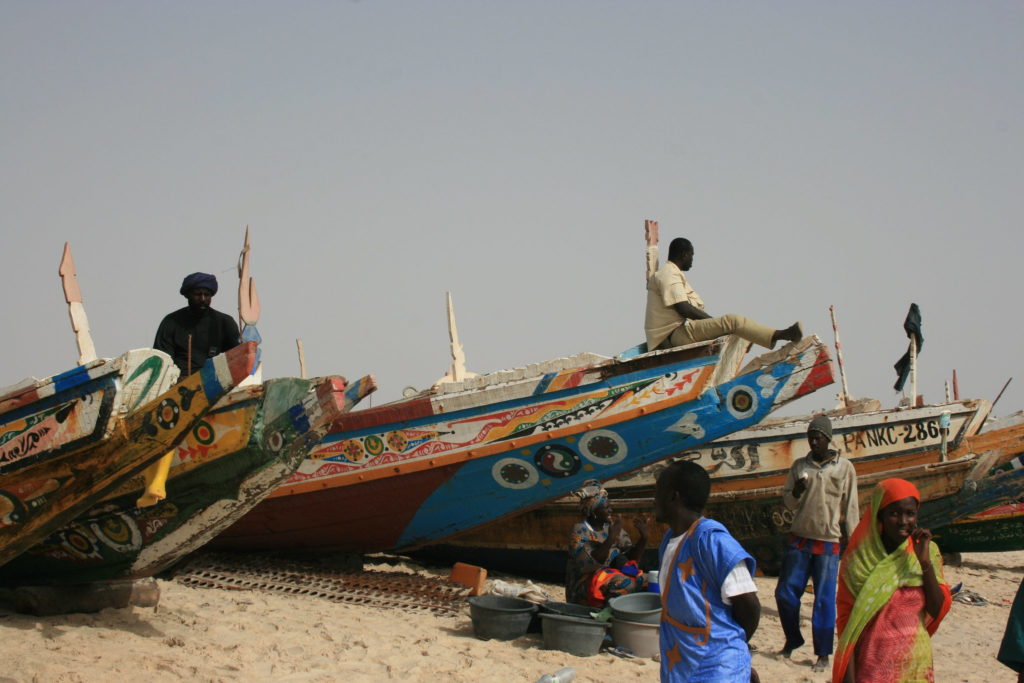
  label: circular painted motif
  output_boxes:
[192,420,215,445]
[533,444,582,478]
[267,431,284,452]
[156,399,180,429]
[65,528,95,554]
[91,513,141,552]
[340,439,366,463]
[491,458,539,490]
[725,386,758,420]
[386,431,408,453]
[579,429,628,466]
[99,516,133,544]
[364,435,385,456]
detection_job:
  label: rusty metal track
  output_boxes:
[174,553,471,616]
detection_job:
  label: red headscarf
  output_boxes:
[843,478,921,559]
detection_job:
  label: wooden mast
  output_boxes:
[58,243,98,365]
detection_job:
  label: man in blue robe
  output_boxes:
[655,460,761,682]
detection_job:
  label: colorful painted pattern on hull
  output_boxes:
[0,375,358,584]
[932,503,1024,553]
[0,350,179,475]
[0,342,257,567]
[216,337,833,553]
[432,423,1024,574]
[602,398,991,495]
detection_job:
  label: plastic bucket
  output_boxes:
[539,601,599,619]
[468,595,538,640]
[608,593,662,625]
[611,618,660,658]
[539,612,610,657]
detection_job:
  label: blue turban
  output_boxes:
[180,272,219,297]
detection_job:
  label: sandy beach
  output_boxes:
[0,549,1019,682]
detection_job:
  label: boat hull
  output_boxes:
[0,375,358,584]
[421,422,1024,575]
[0,350,178,475]
[931,502,1024,553]
[213,337,833,553]
[603,398,990,495]
[0,342,257,567]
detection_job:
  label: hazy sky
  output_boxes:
[2,2,1021,418]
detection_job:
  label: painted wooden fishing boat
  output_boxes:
[211,334,835,554]
[415,419,1024,577]
[0,373,375,584]
[931,502,1024,553]
[927,452,1024,553]
[600,396,991,496]
[0,341,258,567]
[1,349,180,475]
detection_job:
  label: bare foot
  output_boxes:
[777,646,795,659]
[811,655,830,672]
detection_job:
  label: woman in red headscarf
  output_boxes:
[833,478,952,682]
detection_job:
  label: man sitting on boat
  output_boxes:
[565,480,649,606]
[644,237,803,351]
[154,272,241,378]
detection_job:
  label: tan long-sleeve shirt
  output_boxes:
[782,450,860,543]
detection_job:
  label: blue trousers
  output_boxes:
[774,546,839,656]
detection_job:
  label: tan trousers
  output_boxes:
[667,313,776,349]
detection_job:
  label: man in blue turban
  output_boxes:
[154,272,241,377]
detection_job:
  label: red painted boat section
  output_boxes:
[325,396,435,433]
[211,462,461,552]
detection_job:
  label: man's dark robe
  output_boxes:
[154,306,241,377]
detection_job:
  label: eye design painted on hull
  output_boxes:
[725,387,757,420]
[492,458,539,489]
[580,430,627,465]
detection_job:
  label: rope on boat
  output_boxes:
[173,552,471,616]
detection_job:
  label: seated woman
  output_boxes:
[565,480,648,606]
[833,478,952,683]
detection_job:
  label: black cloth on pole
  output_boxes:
[893,303,923,392]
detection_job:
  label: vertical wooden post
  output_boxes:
[58,243,98,365]
[296,339,307,379]
[829,305,851,409]
[446,291,467,382]
[952,370,960,400]
[644,219,659,282]
[237,226,261,331]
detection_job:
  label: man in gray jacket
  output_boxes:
[775,415,859,673]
